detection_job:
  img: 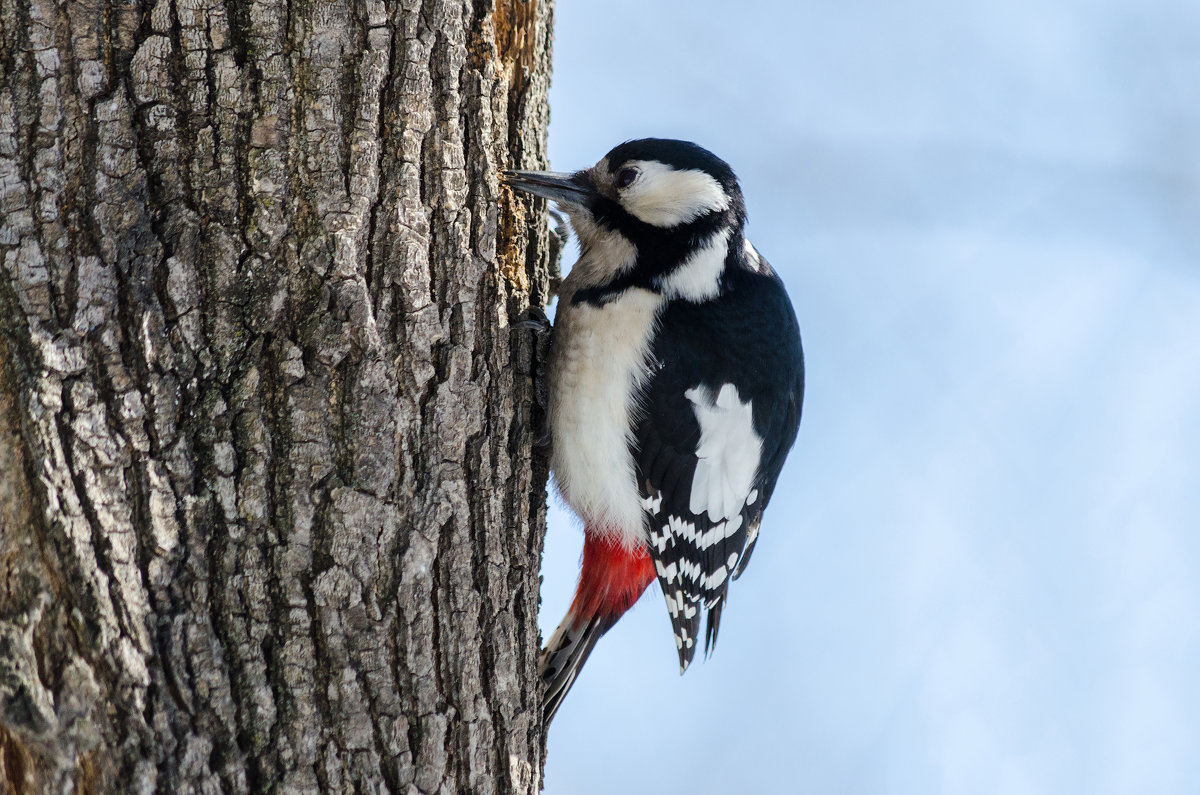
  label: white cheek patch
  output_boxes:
[657,228,730,302]
[684,383,762,522]
[620,160,730,227]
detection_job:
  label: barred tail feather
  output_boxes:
[703,598,725,657]
[539,611,615,725]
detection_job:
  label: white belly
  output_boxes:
[549,287,664,548]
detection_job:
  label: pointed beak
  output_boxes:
[502,169,593,205]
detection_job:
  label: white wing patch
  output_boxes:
[684,384,762,522]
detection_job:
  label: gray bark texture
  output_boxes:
[0,0,556,792]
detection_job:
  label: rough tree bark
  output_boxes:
[0,0,555,792]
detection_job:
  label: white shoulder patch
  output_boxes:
[684,383,762,522]
[743,238,766,272]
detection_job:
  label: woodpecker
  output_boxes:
[505,139,804,724]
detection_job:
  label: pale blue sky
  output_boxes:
[536,2,1200,792]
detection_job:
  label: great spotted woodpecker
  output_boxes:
[505,139,804,724]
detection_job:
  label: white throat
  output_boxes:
[564,216,637,291]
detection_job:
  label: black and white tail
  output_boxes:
[539,611,616,725]
[540,532,657,724]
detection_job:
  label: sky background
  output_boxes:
[535,2,1200,793]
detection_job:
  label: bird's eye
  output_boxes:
[616,167,639,189]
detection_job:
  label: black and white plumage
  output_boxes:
[504,139,804,723]
[639,255,803,659]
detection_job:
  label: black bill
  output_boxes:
[502,169,594,205]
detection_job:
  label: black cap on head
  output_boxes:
[603,138,739,190]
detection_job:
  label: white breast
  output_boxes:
[549,287,664,549]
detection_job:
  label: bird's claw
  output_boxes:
[516,305,551,334]
[548,208,571,249]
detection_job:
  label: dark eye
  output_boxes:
[616,167,639,189]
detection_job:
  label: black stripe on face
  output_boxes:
[572,201,740,306]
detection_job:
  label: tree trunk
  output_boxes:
[0,0,554,792]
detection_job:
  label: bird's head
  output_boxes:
[505,139,748,299]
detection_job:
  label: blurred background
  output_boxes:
[536,1,1200,793]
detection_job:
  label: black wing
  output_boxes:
[635,261,804,671]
